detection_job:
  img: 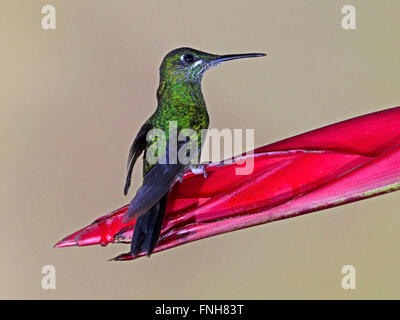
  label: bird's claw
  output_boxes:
[190,164,208,179]
[175,164,208,184]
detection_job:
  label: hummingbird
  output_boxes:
[123,47,265,258]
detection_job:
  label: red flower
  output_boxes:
[55,106,400,261]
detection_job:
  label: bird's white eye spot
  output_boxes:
[192,60,202,68]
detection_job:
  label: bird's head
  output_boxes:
[159,47,266,84]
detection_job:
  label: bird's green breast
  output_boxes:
[143,81,209,174]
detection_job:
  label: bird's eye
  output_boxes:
[182,54,194,63]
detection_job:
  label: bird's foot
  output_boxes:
[189,163,208,179]
[175,164,208,184]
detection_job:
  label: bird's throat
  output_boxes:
[157,78,205,109]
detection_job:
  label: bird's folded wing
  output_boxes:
[124,122,153,195]
[122,162,186,223]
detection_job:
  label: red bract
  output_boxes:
[55,107,400,261]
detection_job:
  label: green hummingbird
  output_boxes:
[123,47,265,257]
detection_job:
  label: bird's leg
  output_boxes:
[175,164,208,184]
[189,163,208,179]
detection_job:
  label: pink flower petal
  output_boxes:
[54,106,400,261]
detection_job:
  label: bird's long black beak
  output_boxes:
[215,53,266,63]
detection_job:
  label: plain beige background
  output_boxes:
[1,0,400,299]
